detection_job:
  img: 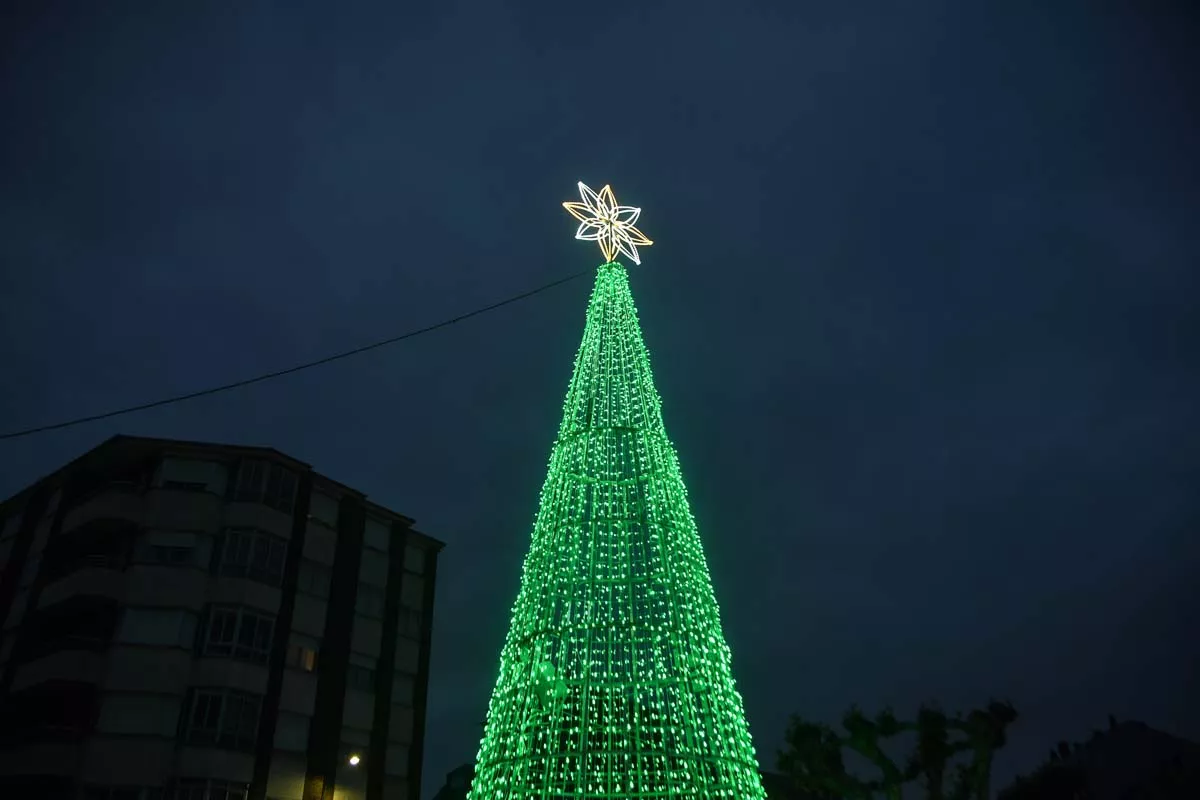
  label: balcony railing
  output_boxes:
[22,634,112,661]
[61,485,145,533]
[40,553,128,584]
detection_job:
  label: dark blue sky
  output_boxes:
[2,0,1197,793]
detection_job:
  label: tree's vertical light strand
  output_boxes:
[468,263,766,800]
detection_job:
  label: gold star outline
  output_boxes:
[562,182,653,265]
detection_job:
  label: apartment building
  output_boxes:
[0,435,444,800]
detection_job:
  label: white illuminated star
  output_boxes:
[562,182,653,265]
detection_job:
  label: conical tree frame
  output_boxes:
[468,263,766,800]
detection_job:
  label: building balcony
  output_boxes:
[0,680,99,749]
[143,486,225,532]
[176,746,255,784]
[38,567,126,609]
[9,649,107,692]
[209,574,283,614]
[62,486,145,534]
[0,743,82,778]
[13,596,119,666]
[124,564,208,609]
[80,736,176,788]
[225,501,295,539]
[190,657,270,695]
[18,633,112,664]
[103,646,193,694]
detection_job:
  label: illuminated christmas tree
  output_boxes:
[467,183,766,800]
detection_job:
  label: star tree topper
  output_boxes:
[562,181,653,265]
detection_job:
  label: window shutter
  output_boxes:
[121,525,141,563]
[177,688,193,739]
[266,612,281,655]
[279,470,297,513]
[194,606,210,655]
[209,531,225,574]
[264,465,282,509]
[225,461,241,501]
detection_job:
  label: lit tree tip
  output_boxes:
[563,181,653,265]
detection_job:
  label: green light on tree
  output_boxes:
[467,185,766,800]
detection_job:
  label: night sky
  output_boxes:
[2,1,1197,794]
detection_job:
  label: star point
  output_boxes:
[562,181,653,265]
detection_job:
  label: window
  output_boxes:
[347,652,376,692]
[183,689,261,750]
[42,521,136,579]
[233,460,297,514]
[23,600,118,657]
[84,788,164,800]
[45,488,62,519]
[149,545,191,565]
[274,711,309,752]
[218,528,286,585]
[19,554,39,587]
[398,608,422,638]
[172,779,248,800]
[392,673,414,705]
[389,705,414,745]
[117,609,197,648]
[156,458,228,495]
[400,574,425,611]
[134,531,199,567]
[342,727,371,747]
[287,634,319,672]
[386,744,409,777]
[404,544,425,574]
[97,694,180,737]
[395,636,419,673]
[356,584,385,619]
[0,680,97,743]
[359,551,388,589]
[162,480,206,492]
[202,606,274,663]
[308,491,339,529]
[347,664,375,692]
[297,559,331,598]
[364,517,390,552]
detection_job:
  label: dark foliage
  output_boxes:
[778,700,1017,800]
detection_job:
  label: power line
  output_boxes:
[1,268,592,442]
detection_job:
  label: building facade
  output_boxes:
[0,435,443,800]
